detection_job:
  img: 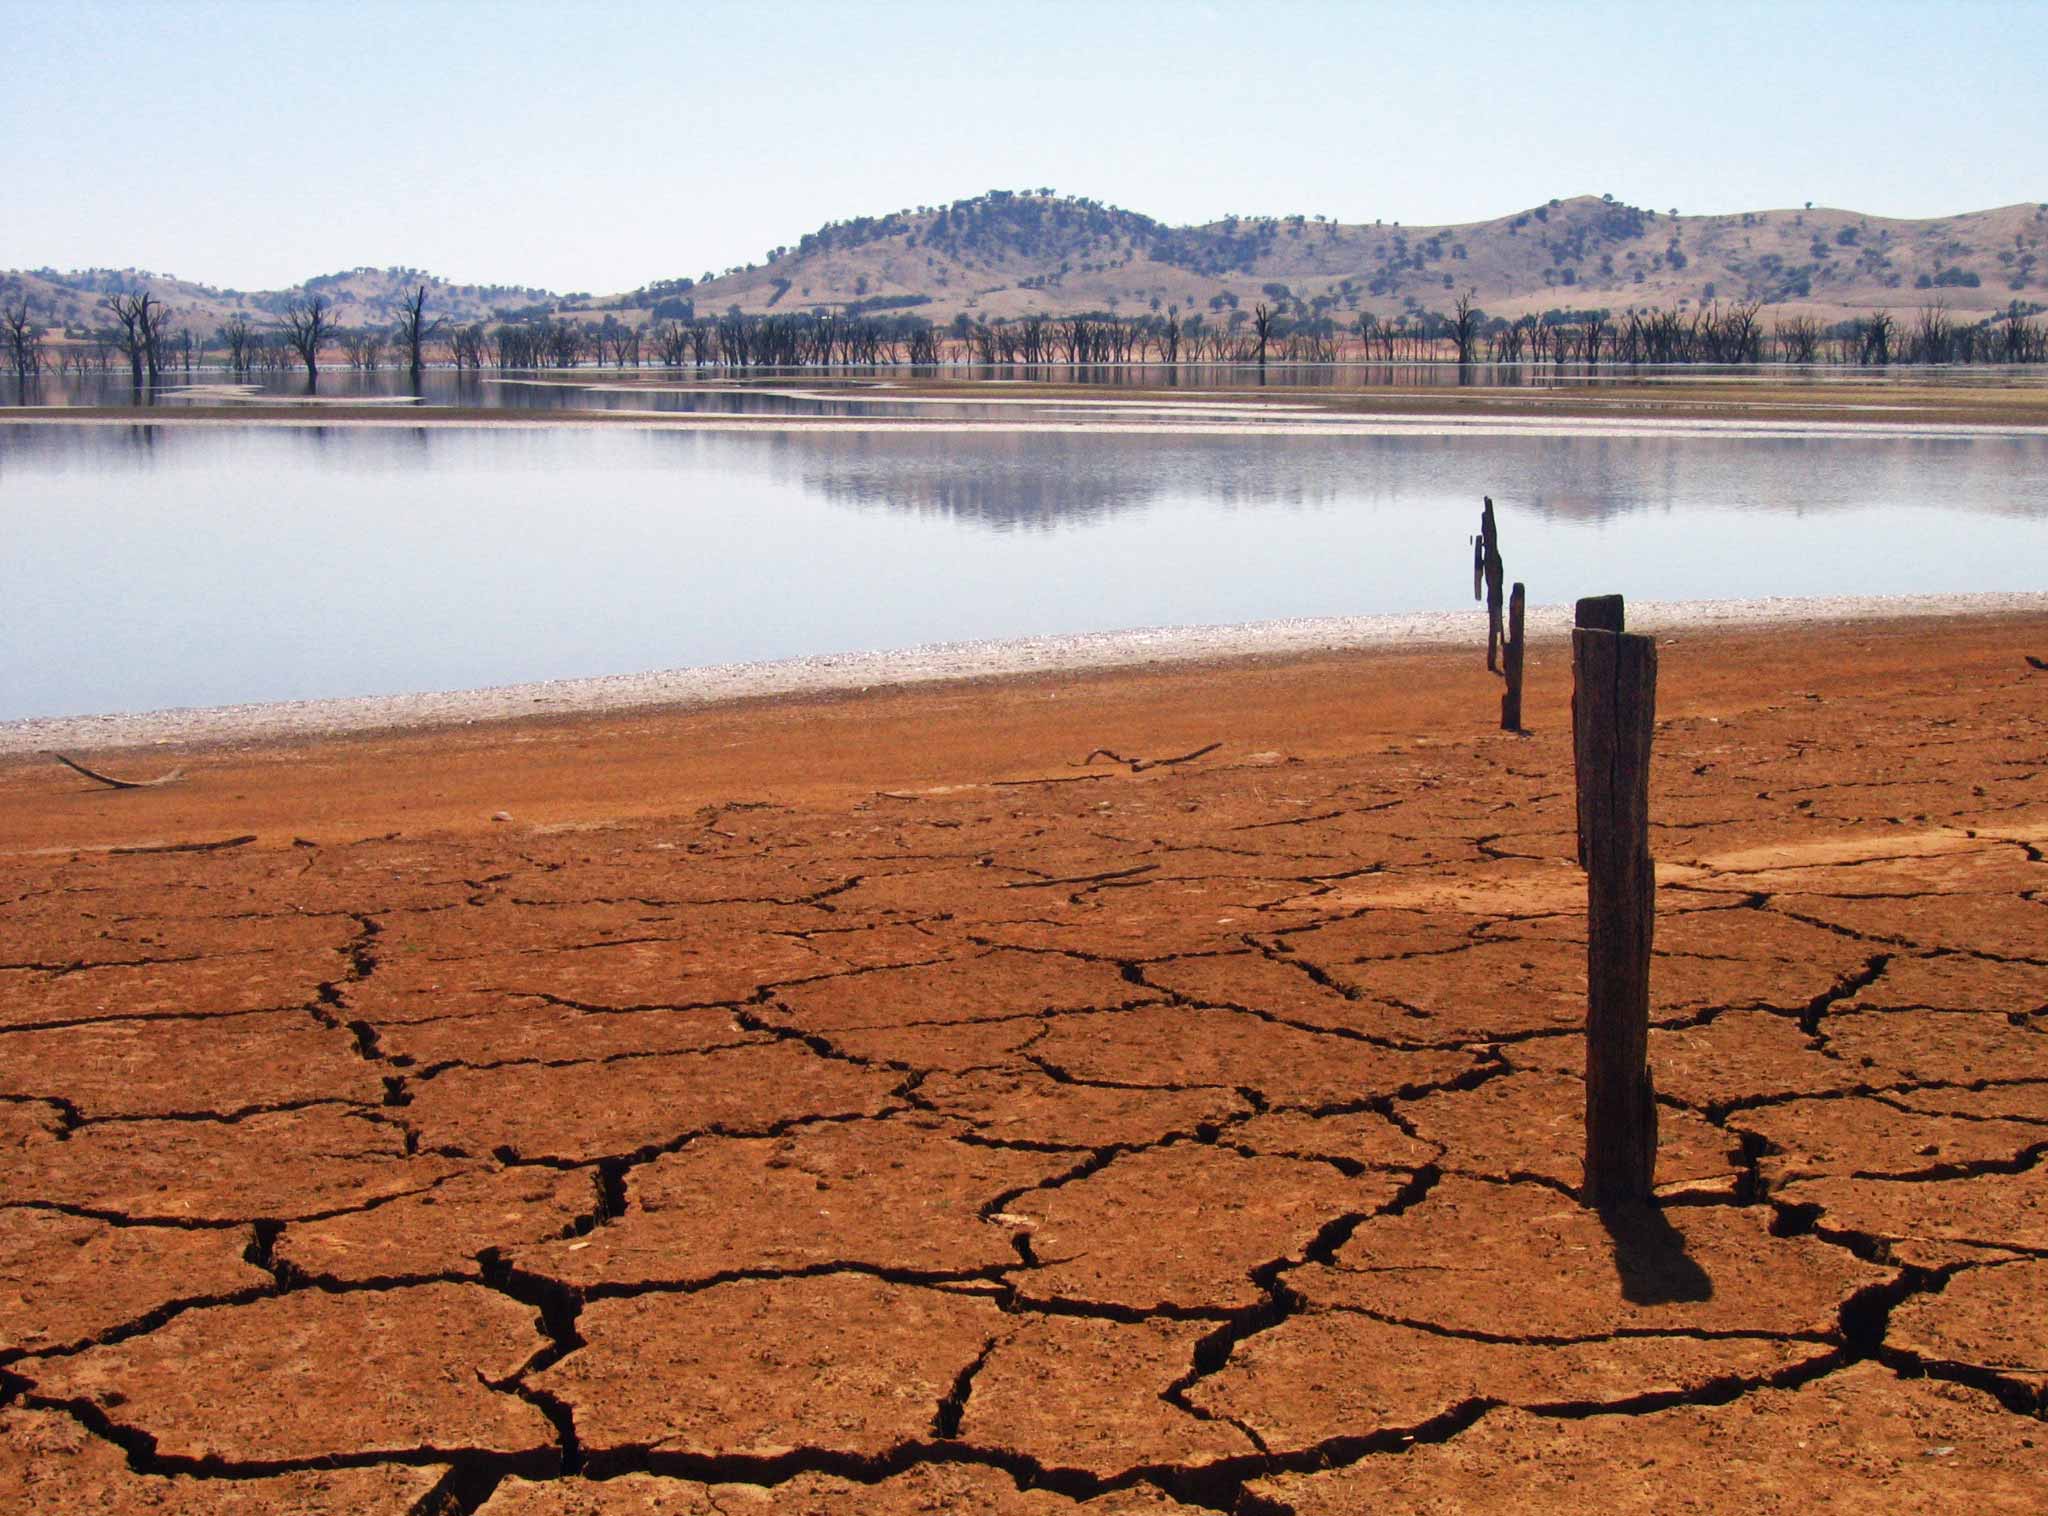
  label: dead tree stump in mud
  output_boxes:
[1481,498,1505,671]
[1574,623,1659,1205]
[1500,583,1527,731]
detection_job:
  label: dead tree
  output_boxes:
[1449,290,1479,366]
[651,319,689,368]
[216,315,254,373]
[444,323,486,369]
[1252,303,1274,378]
[4,299,43,384]
[101,291,166,386]
[280,296,335,383]
[139,297,169,381]
[395,285,437,376]
[1774,315,1821,363]
[1912,305,1954,365]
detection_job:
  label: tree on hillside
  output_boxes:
[280,296,335,384]
[395,285,437,377]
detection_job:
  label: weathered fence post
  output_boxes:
[1574,619,1658,1205]
[1500,582,1526,731]
[1572,595,1627,866]
[1482,498,1504,671]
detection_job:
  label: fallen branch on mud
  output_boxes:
[1078,741,1223,773]
[109,834,256,855]
[47,752,186,790]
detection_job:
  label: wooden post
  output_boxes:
[1500,582,1526,731]
[1572,595,1625,866]
[1574,626,1658,1205]
[1575,594,1625,633]
[1481,497,1504,671]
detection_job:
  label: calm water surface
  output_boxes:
[2,423,2043,720]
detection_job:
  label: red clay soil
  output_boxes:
[1,613,2045,1513]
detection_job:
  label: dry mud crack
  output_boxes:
[2,615,2045,1511]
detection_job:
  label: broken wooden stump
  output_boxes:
[1500,583,1526,732]
[1481,502,1505,671]
[1574,594,1625,634]
[1573,620,1659,1206]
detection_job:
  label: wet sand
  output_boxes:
[2,611,2045,1511]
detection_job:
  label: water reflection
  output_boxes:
[766,427,2048,528]
[12,361,2048,414]
[0,423,2042,721]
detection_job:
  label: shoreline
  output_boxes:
[9,407,2048,441]
[8,590,2045,756]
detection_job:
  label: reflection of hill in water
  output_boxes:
[763,431,1343,529]
[4,420,2044,531]
[748,428,2048,530]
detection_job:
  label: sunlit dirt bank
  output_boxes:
[2,611,2045,1513]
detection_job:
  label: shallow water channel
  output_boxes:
[2,422,2044,721]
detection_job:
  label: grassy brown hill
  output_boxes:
[7,192,2046,344]
[612,191,2048,331]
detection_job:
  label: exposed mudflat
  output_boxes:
[1,614,2045,1512]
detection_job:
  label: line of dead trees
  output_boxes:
[15,285,2048,388]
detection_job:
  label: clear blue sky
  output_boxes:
[4,0,2042,294]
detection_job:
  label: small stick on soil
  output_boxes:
[109,835,257,855]
[1079,742,1223,773]
[48,752,187,790]
[990,773,1113,787]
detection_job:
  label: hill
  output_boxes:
[626,191,2048,330]
[7,191,2046,341]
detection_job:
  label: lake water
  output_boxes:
[2,421,2044,721]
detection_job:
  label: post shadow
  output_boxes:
[1597,1199,1713,1305]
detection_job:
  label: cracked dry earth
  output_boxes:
[2,617,2046,1513]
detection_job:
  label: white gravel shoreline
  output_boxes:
[6,592,2043,756]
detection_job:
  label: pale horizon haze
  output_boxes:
[5,0,2043,295]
